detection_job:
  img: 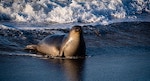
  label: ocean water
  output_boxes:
[0,0,150,24]
[0,0,150,81]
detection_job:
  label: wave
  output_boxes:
[0,53,44,57]
[0,0,150,24]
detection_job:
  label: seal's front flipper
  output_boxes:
[59,50,64,57]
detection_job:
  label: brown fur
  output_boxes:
[25,26,86,58]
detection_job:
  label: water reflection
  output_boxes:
[48,58,85,81]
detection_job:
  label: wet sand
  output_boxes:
[0,22,150,81]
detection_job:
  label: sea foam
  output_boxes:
[0,0,150,24]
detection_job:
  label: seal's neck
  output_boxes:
[69,32,81,41]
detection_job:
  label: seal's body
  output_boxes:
[25,26,86,58]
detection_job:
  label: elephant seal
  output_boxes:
[25,26,86,58]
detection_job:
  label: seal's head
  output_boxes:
[69,25,83,38]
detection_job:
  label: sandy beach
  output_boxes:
[0,22,150,81]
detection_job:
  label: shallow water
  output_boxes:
[0,22,150,81]
[0,47,150,81]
